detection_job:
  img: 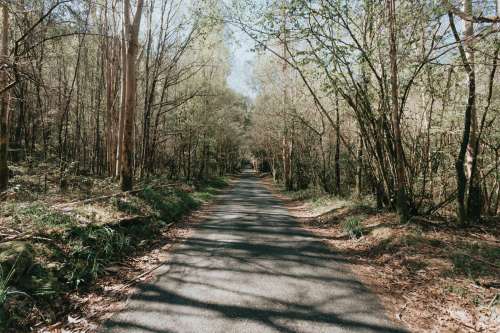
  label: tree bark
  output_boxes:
[387,0,409,222]
[356,134,363,198]
[281,2,293,190]
[120,0,144,191]
[463,0,482,222]
[0,5,10,191]
[334,93,341,195]
[448,5,480,224]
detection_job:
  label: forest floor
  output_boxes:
[261,176,500,333]
[0,162,232,332]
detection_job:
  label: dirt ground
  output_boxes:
[261,176,500,333]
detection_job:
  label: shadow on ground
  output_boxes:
[102,171,407,333]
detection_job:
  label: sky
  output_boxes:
[226,27,258,100]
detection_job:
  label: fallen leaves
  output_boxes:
[263,176,500,333]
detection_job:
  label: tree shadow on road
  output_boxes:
[102,175,408,333]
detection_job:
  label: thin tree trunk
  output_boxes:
[281,2,292,190]
[334,94,341,195]
[448,9,476,225]
[0,5,10,191]
[356,134,363,198]
[116,26,127,178]
[387,0,409,222]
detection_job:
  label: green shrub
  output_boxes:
[141,187,198,222]
[64,226,131,288]
[285,187,325,201]
[451,253,485,278]
[203,177,228,189]
[194,191,213,202]
[341,217,363,239]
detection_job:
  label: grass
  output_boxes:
[0,267,15,330]
[14,203,77,230]
[64,225,132,288]
[282,186,326,201]
[0,176,229,331]
[309,195,344,209]
[341,217,363,239]
[141,187,199,221]
[112,195,144,215]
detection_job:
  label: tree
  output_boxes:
[0,4,9,192]
[448,0,499,223]
[231,0,500,221]
[387,0,409,222]
[120,0,144,191]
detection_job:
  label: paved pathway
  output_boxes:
[102,171,406,333]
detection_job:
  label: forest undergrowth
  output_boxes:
[262,175,500,333]
[0,162,229,332]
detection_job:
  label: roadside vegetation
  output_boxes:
[0,162,229,331]
[263,176,499,332]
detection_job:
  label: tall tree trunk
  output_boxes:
[448,2,481,224]
[387,0,409,222]
[120,0,144,191]
[463,0,482,222]
[0,5,9,191]
[281,2,292,190]
[12,81,26,163]
[104,2,119,176]
[116,23,127,178]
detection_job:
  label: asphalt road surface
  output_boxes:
[102,171,406,333]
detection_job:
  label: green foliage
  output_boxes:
[192,177,229,203]
[18,263,59,298]
[141,187,199,221]
[0,268,13,329]
[53,178,227,288]
[0,177,228,330]
[15,204,76,229]
[341,217,363,239]
[310,195,337,208]
[0,266,15,307]
[202,177,229,189]
[112,196,143,215]
[0,242,34,284]
[64,226,131,288]
[194,191,213,202]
